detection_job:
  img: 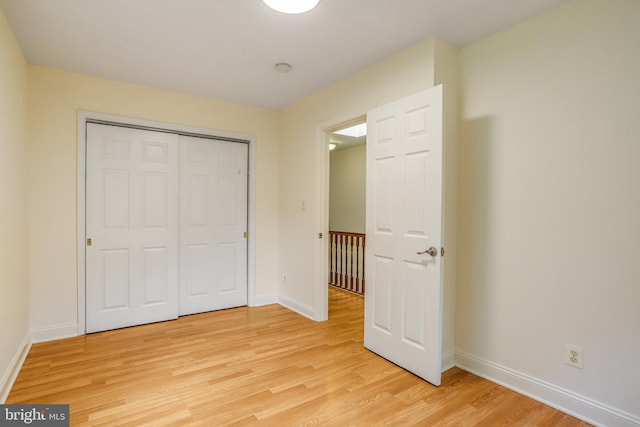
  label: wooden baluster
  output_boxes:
[345,235,350,291]
[333,234,340,286]
[329,232,334,285]
[354,234,358,294]
[360,235,364,294]
[337,234,343,288]
[335,233,340,288]
[343,234,348,290]
[349,235,352,291]
[356,236,361,293]
[342,234,347,290]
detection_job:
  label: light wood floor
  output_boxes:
[9,288,590,426]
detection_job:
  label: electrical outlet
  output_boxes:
[565,344,584,369]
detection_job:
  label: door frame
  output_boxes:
[314,113,367,321]
[77,110,257,335]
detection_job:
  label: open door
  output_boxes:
[364,85,444,385]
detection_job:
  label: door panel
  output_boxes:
[143,173,168,227]
[142,247,168,304]
[186,244,208,296]
[103,169,129,228]
[402,260,427,348]
[372,255,393,333]
[364,85,444,386]
[179,135,248,315]
[86,123,179,333]
[102,249,129,309]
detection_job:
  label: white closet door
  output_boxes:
[86,123,179,333]
[179,135,248,315]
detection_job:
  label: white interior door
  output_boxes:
[364,85,444,386]
[86,123,179,333]
[179,135,248,315]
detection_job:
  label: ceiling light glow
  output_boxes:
[334,123,367,138]
[263,0,320,14]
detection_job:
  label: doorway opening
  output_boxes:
[328,120,367,297]
[321,116,367,320]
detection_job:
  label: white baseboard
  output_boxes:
[442,349,455,372]
[31,323,78,344]
[455,350,640,427]
[277,294,316,321]
[0,332,31,403]
[251,294,278,307]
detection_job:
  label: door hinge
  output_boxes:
[87,238,92,247]
[318,232,323,239]
[441,247,445,257]
[243,232,247,239]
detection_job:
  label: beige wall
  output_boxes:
[457,0,640,418]
[329,144,366,234]
[0,8,29,399]
[27,66,281,334]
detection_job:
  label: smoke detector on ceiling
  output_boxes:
[274,63,292,73]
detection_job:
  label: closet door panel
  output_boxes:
[86,123,179,333]
[179,135,248,315]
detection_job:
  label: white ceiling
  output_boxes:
[0,0,570,110]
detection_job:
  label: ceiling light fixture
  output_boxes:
[329,143,337,151]
[263,0,320,14]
